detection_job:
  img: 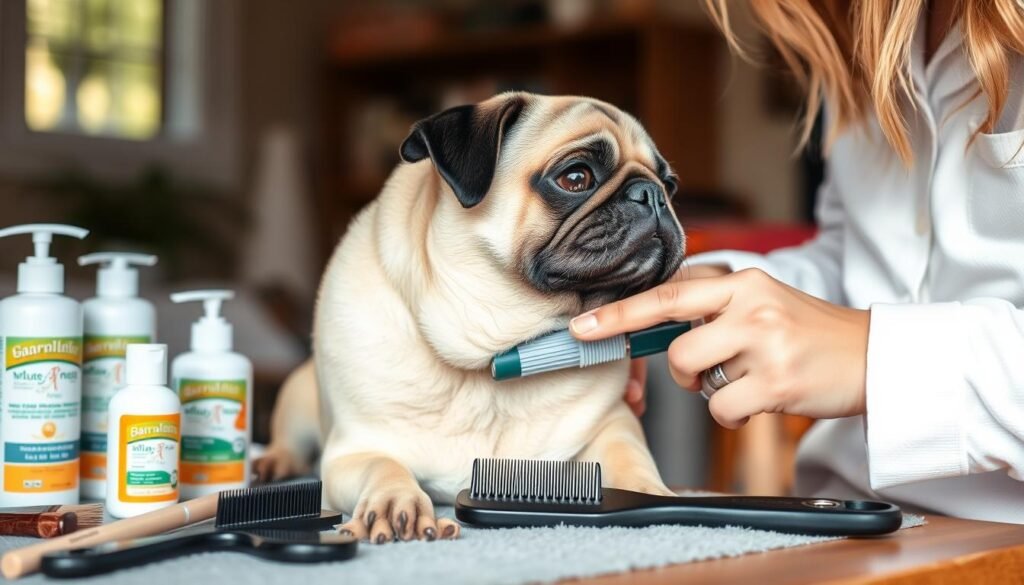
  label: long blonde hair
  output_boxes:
[704,1,1024,162]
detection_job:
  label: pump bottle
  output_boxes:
[0,224,89,506]
[78,253,158,500]
[170,290,252,498]
[106,343,180,518]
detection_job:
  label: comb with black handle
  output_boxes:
[455,459,902,536]
[41,482,355,578]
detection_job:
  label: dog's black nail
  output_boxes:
[425,527,436,541]
[376,533,386,545]
[338,528,353,537]
[443,525,455,538]
[367,511,377,526]
[399,511,408,532]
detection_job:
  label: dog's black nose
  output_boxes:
[624,180,667,215]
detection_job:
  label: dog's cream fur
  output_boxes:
[260,94,680,543]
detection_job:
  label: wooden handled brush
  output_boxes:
[0,505,103,539]
[1,496,217,580]
[39,482,351,578]
[2,482,334,579]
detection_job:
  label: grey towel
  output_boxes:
[0,507,924,585]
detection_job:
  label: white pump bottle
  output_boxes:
[78,252,158,500]
[170,290,252,498]
[0,224,89,506]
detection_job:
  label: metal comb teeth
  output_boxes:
[469,458,603,504]
[215,480,323,529]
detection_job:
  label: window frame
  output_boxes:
[24,0,169,139]
[0,0,240,189]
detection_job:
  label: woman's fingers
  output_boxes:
[568,266,870,427]
[570,275,737,340]
[707,377,771,429]
[626,381,646,416]
[665,317,745,389]
[629,358,648,388]
[672,263,731,282]
[626,358,648,416]
[669,362,699,392]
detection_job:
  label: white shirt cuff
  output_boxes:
[865,302,969,490]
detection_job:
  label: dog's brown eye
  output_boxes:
[555,166,594,193]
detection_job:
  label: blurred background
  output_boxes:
[0,0,824,496]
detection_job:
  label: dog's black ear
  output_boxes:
[400,96,526,208]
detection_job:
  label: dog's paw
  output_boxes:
[337,486,460,544]
[252,447,307,483]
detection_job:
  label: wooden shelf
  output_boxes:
[315,16,724,262]
[328,18,696,70]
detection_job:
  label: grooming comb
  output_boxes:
[456,459,902,536]
[492,322,691,380]
[41,482,356,578]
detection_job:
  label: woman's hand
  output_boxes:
[618,264,726,415]
[577,268,870,429]
[625,358,648,417]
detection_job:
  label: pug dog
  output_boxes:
[258,92,685,543]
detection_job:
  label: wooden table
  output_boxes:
[582,515,1024,584]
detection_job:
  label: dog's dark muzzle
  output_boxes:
[527,179,685,303]
[623,179,668,219]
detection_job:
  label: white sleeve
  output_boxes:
[687,177,846,304]
[866,299,1024,489]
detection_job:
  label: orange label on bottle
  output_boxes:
[181,461,245,484]
[80,451,106,481]
[3,461,78,493]
[118,414,180,503]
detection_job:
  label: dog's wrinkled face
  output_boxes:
[520,104,684,304]
[400,93,685,307]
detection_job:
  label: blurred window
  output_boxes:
[25,0,164,140]
[0,0,238,188]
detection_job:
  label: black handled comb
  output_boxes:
[455,459,902,536]
[42,482,356,578]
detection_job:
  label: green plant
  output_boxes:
[36,166,247,280]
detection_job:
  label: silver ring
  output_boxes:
[703,363,731,391]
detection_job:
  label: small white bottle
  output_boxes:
[170,290,252,499]
[78,252,158,500]
[0,224,89,507]
[106,344,180,518]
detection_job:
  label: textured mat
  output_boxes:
[0,505,924,585]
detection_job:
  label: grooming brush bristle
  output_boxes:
[215,481,322,528]
[62,504,103,528]
[469,458,602,504]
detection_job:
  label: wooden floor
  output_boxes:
[576,515,1024,584]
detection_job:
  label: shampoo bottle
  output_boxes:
[78,252,158,500]
[0,224,89,506]
[106,343,180,518]
[170,290,252,499]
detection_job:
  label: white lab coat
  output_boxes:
[691,20,1024,523]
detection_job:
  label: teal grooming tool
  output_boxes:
[491,321,691,381]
